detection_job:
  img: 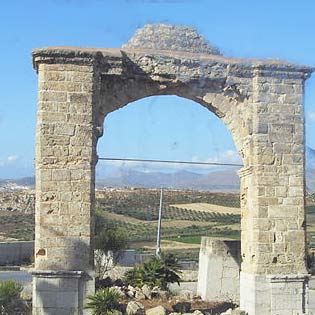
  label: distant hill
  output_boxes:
[97,168,240,192]
[0,177,34,186]
[306,146,315,193]
[0,177,35,192]
[97,146,315,192]
[1,146,315,192]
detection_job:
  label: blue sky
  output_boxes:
[0,0,314,178]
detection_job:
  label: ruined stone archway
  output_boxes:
[32,24,313,315]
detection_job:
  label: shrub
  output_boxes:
[0,280,26,314]
[95,227,128,279]
[95,210,128,279]
[85,288,120,315]
[124,253,182,290]
[95,227,128,253]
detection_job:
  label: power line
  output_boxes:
[98,157,243,167]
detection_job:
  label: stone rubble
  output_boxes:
[142,284,152,299]
[178,289,194,301]
[126,301,145,315]
[122,24,221,55]
[172,301,191,313]
[145,305,167,315]
[135,290,146,301]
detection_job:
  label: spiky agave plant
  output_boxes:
[85,288,120,315]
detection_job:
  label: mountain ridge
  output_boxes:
[1,146,315,192]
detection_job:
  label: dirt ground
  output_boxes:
[134,239,201,250]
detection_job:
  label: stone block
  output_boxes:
[42,70,66,82]
[69,92,92,103]
[126,301,145,315]
[66,71,94,82]
[39,91,68,102]
[55,123,76,136]
[52,169,70,181]
[146,306,167,315]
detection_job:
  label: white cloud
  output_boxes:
[192,150,242,165]
[221,150,242,164]
[308,112,315,122]
[0,155,19,167]
[96,150,243,175]
[98,158,183,172]
[7,155,19,162]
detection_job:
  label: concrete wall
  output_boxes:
[0,241,34,265]
[307,277,315,314]
[197,237,241,303]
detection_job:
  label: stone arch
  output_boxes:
[97,78,246,165]
[32,24,313,315]
[95,53,251,168]
[97,93,242,173]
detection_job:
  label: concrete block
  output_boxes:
[197,238,240,302]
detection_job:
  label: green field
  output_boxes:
[1,189,315,253]
[96,189,241,245]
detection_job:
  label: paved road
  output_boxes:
[0,271,32,295]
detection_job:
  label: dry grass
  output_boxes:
[142,239,200,250]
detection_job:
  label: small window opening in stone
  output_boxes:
[36,248,46,256]
[272,257,277,263]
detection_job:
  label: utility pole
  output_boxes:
[156,187,163,257]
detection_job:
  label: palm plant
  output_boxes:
[157,253,182,290]
[124,253,182,290]
[85,288,120,315]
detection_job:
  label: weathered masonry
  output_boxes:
[32,24,313,315]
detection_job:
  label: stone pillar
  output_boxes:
[197,237,240,303]
[239,69,309,315]
[32,60,99,314]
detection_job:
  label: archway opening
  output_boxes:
[94,95,242,304]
